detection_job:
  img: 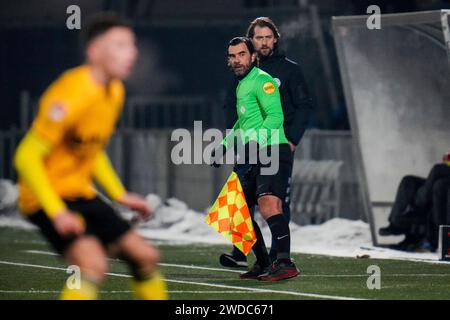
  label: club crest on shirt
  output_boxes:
[262,82,276,94]
[48,103,67,122]
[240,106,246,114]
[274,78,281,87]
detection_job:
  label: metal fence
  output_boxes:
[17,92,224,131]
[0,128,23,181]
[0,126,365,224]
[290,159,343,225]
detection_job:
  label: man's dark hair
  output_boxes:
[246,17,281,40]
[227,37,256,55]
[83,12,132,47]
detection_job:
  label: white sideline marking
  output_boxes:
[0,290,251,294]
[22,250,450,277]
[0,260,363,300]
[160,263,242,274]
[0,290,132,294]
[24,249,242,274]
[168,291,256,293]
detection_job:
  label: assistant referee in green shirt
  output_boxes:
[211,37,299,281]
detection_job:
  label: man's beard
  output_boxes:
[231,60,257,79]
[258,46,273,57]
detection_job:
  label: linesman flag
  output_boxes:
[205,172,256,255]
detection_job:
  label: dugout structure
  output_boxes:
[332,10,450,245]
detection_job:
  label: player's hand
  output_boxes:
[52,210,85,238]
[210,145,226,168]
[288,141,296,153]
[118,192,152,220]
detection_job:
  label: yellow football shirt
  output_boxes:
[18,65,125,215]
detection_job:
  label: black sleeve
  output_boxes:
[285,64,314,145]
[222,78,239,129]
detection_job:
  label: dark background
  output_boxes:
[1,0,449,131]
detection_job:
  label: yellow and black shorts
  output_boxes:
[28,196,131,254]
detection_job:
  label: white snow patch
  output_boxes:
[0,180,18,211]
[285,218,372,257]
[136,195,443,263]
[0,214,36,230]
[137,195,374,256]
[0,193,445,263]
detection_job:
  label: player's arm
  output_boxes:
[14,131,66,217]
[93,151,126,201]
[14,130,85,236]
[208,120,239,168]
[221,119,240,150]
[93,150,151,219]
[15,73,79,219]
[14,72,91,234]
[285,64,313,146]
[256,76,284,147]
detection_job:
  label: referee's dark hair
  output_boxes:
[227,37,256,55]
[246,17,281,40]
[82,12,132,47]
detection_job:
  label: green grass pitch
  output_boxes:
[1,227,450,300]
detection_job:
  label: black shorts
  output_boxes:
[28,197,131,254]
[240,144,293,208]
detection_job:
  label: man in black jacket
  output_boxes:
[220,17,313,268]
[379,152,450,252]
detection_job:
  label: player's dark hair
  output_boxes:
[227,37,258,78]
[227,37,256,55]
[82,12,132,47]
[246,17,281,40]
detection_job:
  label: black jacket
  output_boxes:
[223,50,313,146]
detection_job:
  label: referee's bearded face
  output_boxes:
[228,43,256,76]
[90,27,138,80]
[251,26,277,57]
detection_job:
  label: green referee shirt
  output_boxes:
[222,66,288,149]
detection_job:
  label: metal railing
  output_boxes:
[0,129,23,180]
[17,92,223,131]
[119,96,222,129]
[290,159,343,225]
[0,127,364,222]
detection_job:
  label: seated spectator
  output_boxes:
[379,150,450,252]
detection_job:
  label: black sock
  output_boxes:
[251,219,270,268]
[269,248,277,264]
[266,214,291,261]
[231,245,246,260]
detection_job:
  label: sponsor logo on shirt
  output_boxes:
[263,82,276,94]
[48,103,67,122]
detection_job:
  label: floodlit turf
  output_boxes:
[1,227,450,300]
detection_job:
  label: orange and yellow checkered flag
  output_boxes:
[205,172,256,255]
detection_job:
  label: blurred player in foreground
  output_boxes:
[14,13,167,300]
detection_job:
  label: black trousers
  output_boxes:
[389,176,426,230]
[389,164,450,244]
[414,164,450,210]
[427,178,450,247]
